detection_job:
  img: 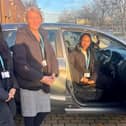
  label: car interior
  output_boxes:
[63,30,126,105]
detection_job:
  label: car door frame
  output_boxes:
[44,27,69,112]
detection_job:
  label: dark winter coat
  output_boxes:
[0,40,18,126]
[69,44,97,84]
[12,26,58,91]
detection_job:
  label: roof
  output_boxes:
[1,23,126,45]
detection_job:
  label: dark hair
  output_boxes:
[79,33,92,46]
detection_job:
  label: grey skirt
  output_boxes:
[20,88,51,117]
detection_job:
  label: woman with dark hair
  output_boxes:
[0,25,18,126]
[69,33,97,85]
[69,33,99,101]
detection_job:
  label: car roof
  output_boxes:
[0,23,110,32]
[1,23,126,45]
[1,23,101,30]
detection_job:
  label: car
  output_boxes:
[2,23,126,114]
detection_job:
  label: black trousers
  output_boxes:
[0,102,15,126]
[24,112,48,126]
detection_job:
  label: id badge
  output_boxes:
[1,71,10,79]
[41,60,47,67]
[84,72,90,78]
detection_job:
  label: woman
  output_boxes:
[12,7,58,126]
[0,25,18,126]
[69,33,99,101]
[69,33,97,85]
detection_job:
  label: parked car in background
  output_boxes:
[2,23,126,114]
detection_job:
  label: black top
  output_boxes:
[0,40,18,101]
[12,26,58,91]
[69,44,97,84]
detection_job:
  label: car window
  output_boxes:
[47,29,64,57]
[47,30,57,53]
[3,30,16,48]
[97,34,125,49]
[3,29,60,55]
[97,35,110,49]
[63,31,82,50]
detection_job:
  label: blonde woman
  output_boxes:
[12,7,58,126]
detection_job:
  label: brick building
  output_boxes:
[0,0,25,23]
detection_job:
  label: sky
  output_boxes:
[36,0,92,22]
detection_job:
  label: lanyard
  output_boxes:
[81,49,90,71]
[0,56,5,71]
[39,33,45,59]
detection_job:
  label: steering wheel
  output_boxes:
[99,50,112,64]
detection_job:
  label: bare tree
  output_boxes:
[117,0,126,34]
[91,0,112,26]
[58,0,111,27]
[58,10,77,23]
[58,0,126,34]
[107,0,126,34]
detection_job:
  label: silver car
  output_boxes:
[2,23,126,114]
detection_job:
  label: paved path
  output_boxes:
[16,113,126,126]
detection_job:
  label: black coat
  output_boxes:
[12,26,58,91]
[0,40,18,126]
[69,44,97,84]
